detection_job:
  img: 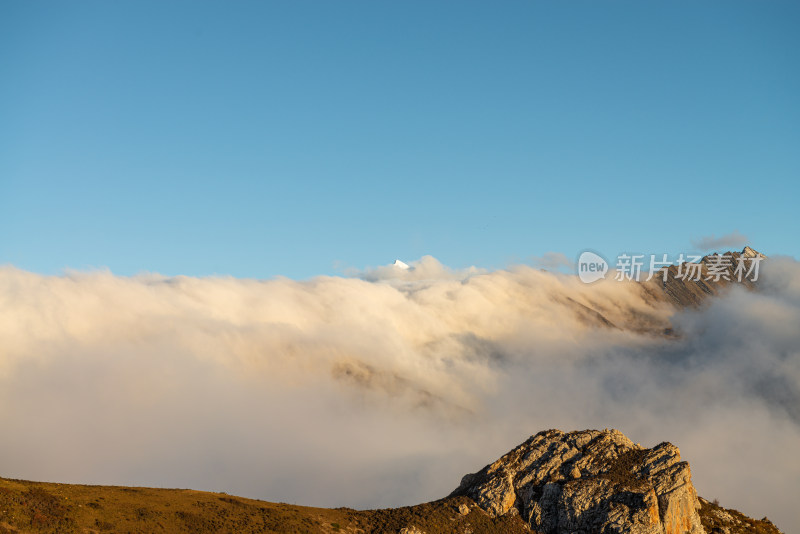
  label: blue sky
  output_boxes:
[1,1,798,279]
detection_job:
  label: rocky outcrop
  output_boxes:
[451,429,706,534]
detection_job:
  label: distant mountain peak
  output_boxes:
[741,245,761,258]
[392,259,410,270]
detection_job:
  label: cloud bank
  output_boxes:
[0,255,797,529]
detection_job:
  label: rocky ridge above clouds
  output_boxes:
[450,428,783,534]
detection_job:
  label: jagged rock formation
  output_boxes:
[451,429,707,534]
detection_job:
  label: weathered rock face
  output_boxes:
[451,429,706,534]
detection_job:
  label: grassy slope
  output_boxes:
[0,477,527,534]
[0,476,784,534]
[697,498,783,534]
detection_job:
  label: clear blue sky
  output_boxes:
[1,1,798,279]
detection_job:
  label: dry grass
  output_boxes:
[1,475,782,534]
[698,497,783,534]
[0,477,529,534]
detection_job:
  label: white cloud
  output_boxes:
[691,231,749,251]
[0,257,797,530]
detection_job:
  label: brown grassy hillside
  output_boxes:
[0,475,784,533]
[0,476,527,534]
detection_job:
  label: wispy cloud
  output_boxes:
[691,231,749,251]
[530,251,574,271]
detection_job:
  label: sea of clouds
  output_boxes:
[0,255,797,529]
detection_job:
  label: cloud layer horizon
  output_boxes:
[1,255,798,529]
